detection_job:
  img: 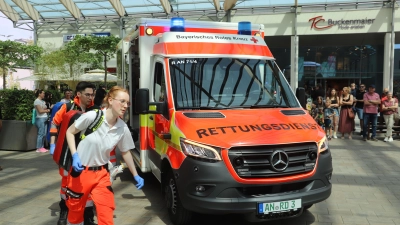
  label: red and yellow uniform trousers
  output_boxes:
[59,149,116,204]
[66,165,115,225]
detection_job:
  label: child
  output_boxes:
[324,99,335,140]
[316,106,325,128]
[310,103,318,119]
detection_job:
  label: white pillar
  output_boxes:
[290,35,299,92]
[383,33,392,90]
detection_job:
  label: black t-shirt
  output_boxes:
[355,90,366,108]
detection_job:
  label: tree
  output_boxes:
[36,39,101,83]
[62,36,102,78]
[0,40,43,89]
[75,35,121,85]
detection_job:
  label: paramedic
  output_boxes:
[65,86,144,225]
[49,81,99,225]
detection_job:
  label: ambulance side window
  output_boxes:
[153,62,166,102]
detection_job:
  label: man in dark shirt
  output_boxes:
[354,84,367,135]
[311,83,325,101]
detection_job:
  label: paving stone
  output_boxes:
[2,123,400,225]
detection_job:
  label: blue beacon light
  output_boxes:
[170,17,185,32]
[238,21,251,35]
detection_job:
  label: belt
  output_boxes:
[82,165,108,171]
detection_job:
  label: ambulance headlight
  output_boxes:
[238,21,251,35]
[170,17,185,32]
[180,138,221,161]
[318,137,329,153]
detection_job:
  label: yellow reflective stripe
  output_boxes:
[169,111,184,151]
[139,114,148,128]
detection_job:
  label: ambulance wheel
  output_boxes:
[304,204,313,210]
[164,171,192,225]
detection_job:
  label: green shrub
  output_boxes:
[0,89,36,121]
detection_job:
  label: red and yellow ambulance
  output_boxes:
[118,18,332,225]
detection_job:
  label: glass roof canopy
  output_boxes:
[0,0,393,26]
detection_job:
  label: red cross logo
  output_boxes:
[250,37,258,43]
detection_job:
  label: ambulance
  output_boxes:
[117,18,332,225]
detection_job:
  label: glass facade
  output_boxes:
[268,34,387,96]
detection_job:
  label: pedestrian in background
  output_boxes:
[354,84,366,135]
[94,86,107,107]
[324,99,335,140]
[350,83,357,97]
[60,89,72,103]
[338,87,354,139]
[34,89,50,153]
[382,92,398,142]
[327,88,340,138]
[363,84,381,141]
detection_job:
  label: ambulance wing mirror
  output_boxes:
[296,87,306,109]
[135,88,164,114]
[135,88,150,114]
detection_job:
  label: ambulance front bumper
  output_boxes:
[173,149,332,216]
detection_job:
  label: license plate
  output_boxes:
[258,199,302,214]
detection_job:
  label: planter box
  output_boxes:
[0,120,37,151]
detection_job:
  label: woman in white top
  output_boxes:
[65,86,143,225]
[34,89,50,153]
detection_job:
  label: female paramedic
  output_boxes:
[65,86,144,225]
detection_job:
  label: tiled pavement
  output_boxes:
[1,130,400,225]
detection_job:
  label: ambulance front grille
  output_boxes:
[228,142,318,178]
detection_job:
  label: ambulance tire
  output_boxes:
[303,204,313,210]
[164,170,192,225]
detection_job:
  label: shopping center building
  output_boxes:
[1,0,399,94]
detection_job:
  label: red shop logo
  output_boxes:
[309,16,334,30]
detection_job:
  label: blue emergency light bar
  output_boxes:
[238,21,251,35]
[170,17,185,32]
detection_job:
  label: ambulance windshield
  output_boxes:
[169,58,299,110]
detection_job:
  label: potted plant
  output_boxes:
[0,89,37,151]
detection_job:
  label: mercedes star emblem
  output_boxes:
[270,150,289,171]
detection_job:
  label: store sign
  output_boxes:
[309,16,375,30]
[92,32,111,37]
[63,34,85,42]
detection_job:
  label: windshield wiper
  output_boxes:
[249,105,290,108]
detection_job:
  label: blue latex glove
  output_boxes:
[72,152,84,172]
[134,175,144,189]
[50,144,55,155]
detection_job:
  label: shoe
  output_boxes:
[363,137,367,141]
[328,137,332,141]
[36,148,48,153]
[84,207,97,225]
[348,136,352,140]
[371,137,378,142]
[333,135,337,139]
[388,137,393,142]
[384,137,388,142]
[57,208,68,225]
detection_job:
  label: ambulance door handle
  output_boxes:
[149,116,153,120]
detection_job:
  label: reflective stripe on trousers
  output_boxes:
[59,167,94,206]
